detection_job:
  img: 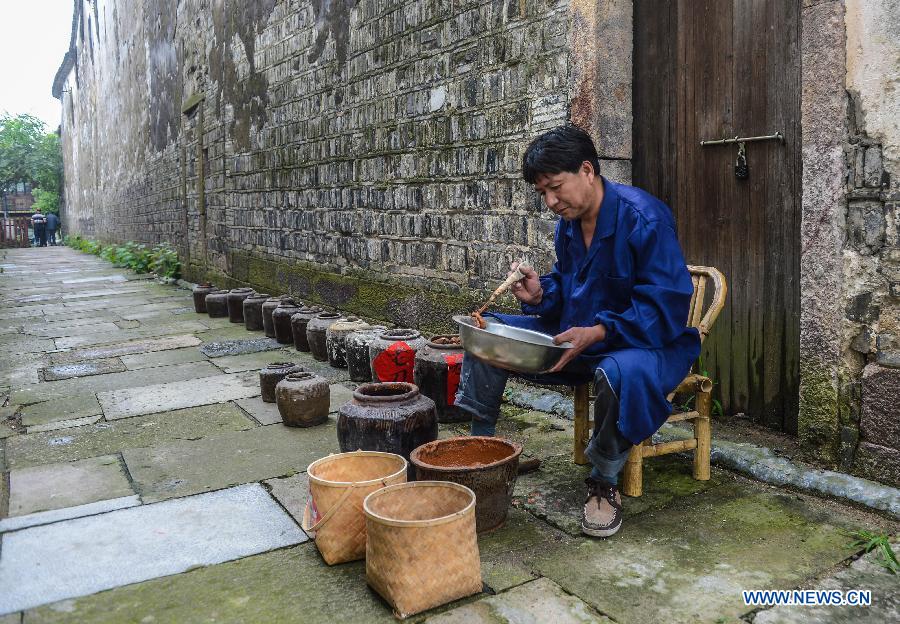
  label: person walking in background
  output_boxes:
[31,207,47,247]
[46,211,59,246]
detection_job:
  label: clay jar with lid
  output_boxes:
[259,362,304,403]
[275,372,330,427]
[369,329,427,384]
[290,306,322,352]
[227,288,255,323]
[262,296,287,338]
[326,317,371,369]
[337,382,438,479]
[413,335,467,423]
[205,290,230,318]
[346,326,387,382]
[272,299,302,344]
[242,292,270,331]
[306,312,345,361]
[192,283,214,313]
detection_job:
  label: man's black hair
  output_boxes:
[521,124,601,184]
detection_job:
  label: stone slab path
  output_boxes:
[1,247,897,623]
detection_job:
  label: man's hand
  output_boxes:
[509,261,543,305]
[547,324,607,373]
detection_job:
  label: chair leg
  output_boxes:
[573,383,590,465]
[693,389,712,481]
[621,441,645,497]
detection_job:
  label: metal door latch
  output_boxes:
[700,132,783,180]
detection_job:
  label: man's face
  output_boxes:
[533,162,596,221]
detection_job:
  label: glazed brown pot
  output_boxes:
[192,283,214,313]
[272,299,301,344]
[337,382,437,480]
[275,372,330,427]
[227,288,255,323]
[259,362,303,403]
[242,292,270,331]
[369,329,427,384]
[205,290,230,318]
[410,436,522,533]
[261,296,287,338]
[326,317,371,369]
[290,306,322,352]
[306,312,345,361]
[413,335,467,423]
[345,326,387,382]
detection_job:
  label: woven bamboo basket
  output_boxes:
[363,481,482,619]
[302,451,407,565]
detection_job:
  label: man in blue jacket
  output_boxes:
[455,125,699,537]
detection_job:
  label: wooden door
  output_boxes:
[633,0,801,432]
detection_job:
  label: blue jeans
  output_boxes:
[455,355,632,485]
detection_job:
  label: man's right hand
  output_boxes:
[509,261,543,305]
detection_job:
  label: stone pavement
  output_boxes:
[1,247,897,623]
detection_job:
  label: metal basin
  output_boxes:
[454,315,572,374]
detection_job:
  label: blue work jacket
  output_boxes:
[492,179,700,443]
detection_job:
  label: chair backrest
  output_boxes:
[686,265,727,344]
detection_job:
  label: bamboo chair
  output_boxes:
[573,265,727,497]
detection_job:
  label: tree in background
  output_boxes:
[0,113,62,215]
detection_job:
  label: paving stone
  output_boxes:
[50,334,202,364]
[476,507,562,592]
[54,320,208,349]
[123,420,339,502]
[208,348,297,373]
[6,403,255,469]
[119,347,207,370]
[197,326,267,345]
[40,358,126,381]
[0,495,140,533]
[263,472,310,528]
[0,336,56,354]
[26,414,103,434]
[7,455,134,517]
[426,577,612,623]
[235,396,283,425]
[20,394,102,428]
[60,275,128,285]
[26,322,122,339]
[0,484,307,615]
[98,371,258,419]
[198,337,283,358]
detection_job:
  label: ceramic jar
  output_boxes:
[272,299,302,344]
[192,283,214,313]
[275,372,330,427]
[345,326,387,382]
[242,292,270,331]
[337,382,438,479]
[204,290,230,318]
[369,329,428,384]
[227,288,255,323]
[326,317,371,369]
[259,362,304,403]
[290,306,322,352]
[261,296,286,338]
[306,312,345,361]
[413,335,467,423]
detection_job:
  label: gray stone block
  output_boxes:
[860,364,900,450]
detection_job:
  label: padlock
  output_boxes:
[735,142,749,180]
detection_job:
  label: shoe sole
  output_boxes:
[581,521,621,538]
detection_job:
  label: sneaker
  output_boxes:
[581,478,623,537]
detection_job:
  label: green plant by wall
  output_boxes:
[65,236,179,279]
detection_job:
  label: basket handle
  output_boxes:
[300,484,357,535]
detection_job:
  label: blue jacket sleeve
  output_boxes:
[521,220,564,320]
[594,220,693,349]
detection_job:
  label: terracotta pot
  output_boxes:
[306,312,345,361]
[326,317,371,369]
[192,283,214,313]
[259,362,303,403]
[272,299,301,344]
[204,290,230,318]
[413,335,467,423]
[290,306,322,352]
[275,372,330,427]
[262,296,287,338]
[242,292,270,331]
[337,382,437,479]
[227,288,255,323]
[369,329,427,384]
[345,326,387,382]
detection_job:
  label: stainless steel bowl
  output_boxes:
[454,315,572,374]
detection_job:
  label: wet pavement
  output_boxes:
[1,247,898,623]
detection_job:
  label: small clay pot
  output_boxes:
[306,312,345,361]
[205,290,230,318]
[192,283,214,313]
[272,299,302,344]
[261,296,286,338]
[346,326,387,382]
[259,362,304,403]
[290,306,322,352]
[242,292,270,331]
[369,329,427,384]
[275,372,330,427]
[226,288,255,323]
[414,335,467,423]
[326,317,371,369]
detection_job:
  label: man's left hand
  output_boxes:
[547,324,607,373]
